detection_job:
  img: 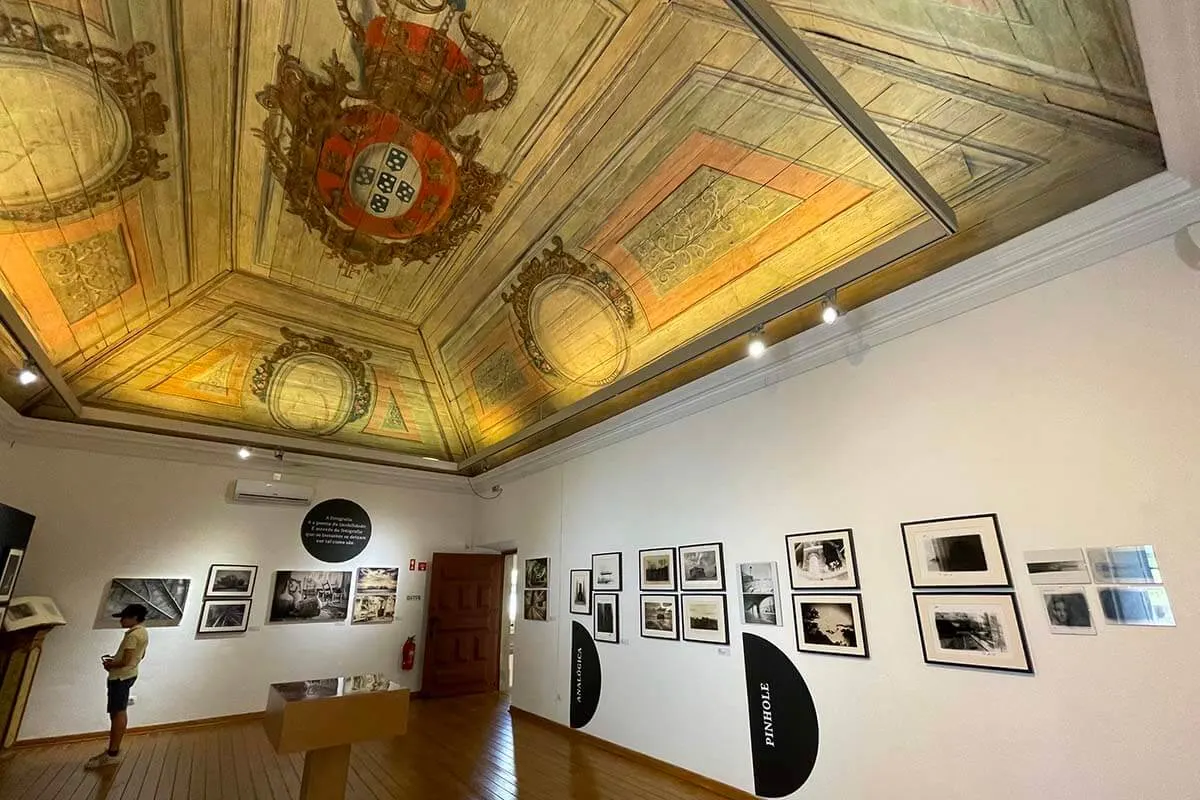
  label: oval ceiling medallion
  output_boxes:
[529,276,628,386]
[266,353,355,435]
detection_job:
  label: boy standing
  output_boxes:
[85,603,149,769]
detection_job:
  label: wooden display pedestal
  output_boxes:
[0,626,55,756]
[263,675,409,800]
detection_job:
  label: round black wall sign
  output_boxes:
[301,499,372,563]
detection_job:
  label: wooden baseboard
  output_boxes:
[14,711,265,748]
[508,706,757,800]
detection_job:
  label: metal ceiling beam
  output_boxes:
[0,291,82,418]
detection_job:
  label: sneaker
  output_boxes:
[84,751,122,769]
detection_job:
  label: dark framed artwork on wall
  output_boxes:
[639,547,676,591]
[591,552,622,591]
[678,542,725,591]
[681,594,729,645]
[902,514,1012,589]
[640,594,679,640]
[570,569,592,615]
[269,571,350,622]
[204,564,258,598]
[594,594,619,643]
[913,592,1033,673]
[197,599,252,635]
[785,529,859,590]
[792,594,868,658]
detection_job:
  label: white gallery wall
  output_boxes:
[476,234,1200,799]
[0,445,473,740]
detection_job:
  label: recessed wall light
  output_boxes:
[237,447,252,460]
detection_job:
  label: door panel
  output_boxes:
[421,553,505,697]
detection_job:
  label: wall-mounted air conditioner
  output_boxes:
[231,479,314,506]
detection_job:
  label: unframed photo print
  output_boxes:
[738,562,781,626]
[0,548,24,603]
[1087,545,1163,585]
[1098,586,1175,627]
[1039,586,1096,634]
[1023,549,1091,585]
[525,558,550,589]
[523,589,548,621]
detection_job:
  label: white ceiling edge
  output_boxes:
[480,170,1200,485]
[1131,1,1200,185]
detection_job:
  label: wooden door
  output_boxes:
[420,553,505,697]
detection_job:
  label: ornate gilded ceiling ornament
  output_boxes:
[255,0,516,277]
[0,12,169,224]
[502,236,636,380]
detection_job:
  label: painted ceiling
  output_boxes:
[0,0,1162,471]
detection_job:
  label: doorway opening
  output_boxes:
[499,552,517,692]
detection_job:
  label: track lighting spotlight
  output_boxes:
[17,360,39,386]
[747,326,767,359]
[821,291,839,325]
[237,446,252,460]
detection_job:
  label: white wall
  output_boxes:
[0,445,473,740]
[476,234,1200,799]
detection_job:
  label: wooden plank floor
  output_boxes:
[0,694,730,799]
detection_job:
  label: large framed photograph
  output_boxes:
[678,542,725,591]
[269,571,351,622]
[0,548,25,603]
[523,589,547,621]
[1098,586,1175,627]
[640,594,679,640]
[913,592,1032,673]
[594,594,619,643]
[197,599,251,634]
[785,530,859,590]
[1023,549,1090,585]
[525,557,550,589]
[569,569,592,615]
[639,548,676,591]
[681,594,729,645]
[902,514,1012,589]
[591,552,622,591]
[1039,586,1096,635]
[204,564,258,598]
[738,562,781,626]
[792,594,868,658]
[1087,545,1162,584]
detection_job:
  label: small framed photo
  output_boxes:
[785,529,858,590]
[792,594,868,658]
[639,547,676,591]
[204,564,258,598]
[591,552,622,591]
[1039,586,1096,635]
[681,594,729,645]
[678,542,725,591]
[1087,545,1162,585]
[913,592,1032,673]
[640,594,679,640]
[0,548,24,603]
[594,594,619,643]
[902,514,1012,589]
[523,589,548,621]
[569,569,592,615]
[1098,586,1175,627]
[197,599,251,635]
[525,557,550,589]
[1023,549,1091,585]
[738,562,781,626]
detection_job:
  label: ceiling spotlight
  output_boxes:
[237,447,252,460]
[16,361,39,386]
[821,291,840,325]
[747,326,767,359]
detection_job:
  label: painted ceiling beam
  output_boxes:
[0,292,81,418]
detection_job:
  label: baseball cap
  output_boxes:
[112,604,147,622]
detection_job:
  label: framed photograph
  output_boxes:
[525,557,550,589]
[204,564,257,598]
[785,530,859,590]
[355,567,399,596]
[0,548,24,603]
[792,594,868,658]
[913,593,1033,673]
[678,542,725,591]
[352,594,397,625]
[569,569,592,615]
[1023,549,1091,585]
[738,562,781,626]
[197,599,251,634]
[1039,586,1095,635]
[269,571,351,622]
[1098,586,1175,627]
[638,547,676,591]
[901,514,1012,589]
[640,594,679,640]
[1086,545,1162,584]
[594,594,619,643]
[591,552,622,591]
[106,578,191,627]
[523,589,548,621]
[681,594,729,645]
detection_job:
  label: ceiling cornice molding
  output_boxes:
[480,170,1200,484]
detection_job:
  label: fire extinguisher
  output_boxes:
[401,636,417,671]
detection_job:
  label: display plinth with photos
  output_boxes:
[0,597,64,753]
[264,674,409,800]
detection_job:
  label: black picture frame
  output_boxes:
[638,547,677,592]
[591,552,623,591]
[594,593,619,643]
[680,593,730,645]
[196,599,252,635]
[901,513,1013,589]
[784,529,860,590]
[792,593,869,659]
[639,594,680,641]
[678,542,725,592]
[912,592,1034,674]
[569,569,592,615]
[204,564,258,598]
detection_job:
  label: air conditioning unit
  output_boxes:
[232,479,314,506]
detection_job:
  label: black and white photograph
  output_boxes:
[785,530,859,590]
[1087,545,1163,584]
[352,594,397,625]
[639,547,676,591]
[913,593,1032,673]
[681,594,729,645]
[355,567,400,595]
[678,542,725,591]
[1039,587,1096,635]
[105,578,191,627]
[591,552,622,591]
[738,562,781,625]
[2,596,65,632]
[1023,549,1092,585]
[640,595,679,640]
[204,564,257,598]
[902,514,1012,588]
[570,569,592,615]
[196,599,252,634]
[792,594,868,658]
[269,570,351,622]
[525,557,550,589]
[1098,586,1175,627]
[0,548,24,603]
[524,589,548,621]
[594,594,619,643]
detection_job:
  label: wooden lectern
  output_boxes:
[263,674,409,800]
[0,627,54,754]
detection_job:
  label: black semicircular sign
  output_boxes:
[743,632,820,797]
[570,621,602,729]
[301,498,372,563]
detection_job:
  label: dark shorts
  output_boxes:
[106,677,136,714]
